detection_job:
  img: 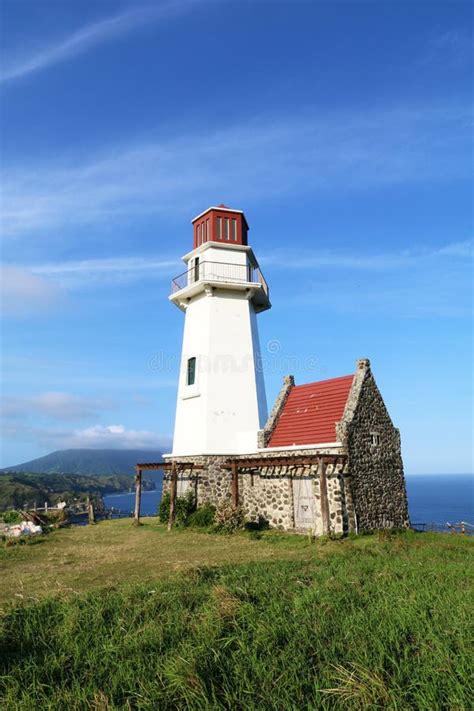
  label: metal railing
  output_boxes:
[171,260,268,298]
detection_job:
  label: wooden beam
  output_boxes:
[136,461,198,470]
[168,461,178,531]
[134,467,142,526]
[319,461,330,536]
[222,454,346,469]
[231,461,239,508]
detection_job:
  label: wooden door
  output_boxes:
[292,477,315,530]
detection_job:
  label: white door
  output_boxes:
[176,474,191,497]
[292,477,315,530]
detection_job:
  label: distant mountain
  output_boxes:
[1,449,164,477]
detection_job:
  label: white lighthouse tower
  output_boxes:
[169,205,270,456]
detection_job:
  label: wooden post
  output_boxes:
[231,461,239,508]
[168,461,178,531]
[87,495,96,525]
[134,467,142,526]
[319,460,330,535]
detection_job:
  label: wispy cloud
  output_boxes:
[260,240,473,271]
[279,240,473,319]
[31,256,180,287]
[419,29,473,70]
[2,392,114,421]
[0,257,179,314]
[0,1,196,83]
[0,265,62,316]
[1,421,171,451]
[2,106,472,239]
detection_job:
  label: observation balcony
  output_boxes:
[170,260,270,313]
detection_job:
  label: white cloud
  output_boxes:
[281,241,473,319]
[1,1,197,83]
[2,392,113,421]
[64,423,165,449]
[0,265,62,316]
[29,256,180,288]
[260,240,473,271]
[1,420,171,451]
[2,106,472,238]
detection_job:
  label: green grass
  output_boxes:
[0,523,473,710]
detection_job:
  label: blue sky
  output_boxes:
[0,0,472,473]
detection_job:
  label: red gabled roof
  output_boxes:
[267,375,354,447]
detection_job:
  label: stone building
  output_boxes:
[143,204,409,534]
[161,357,409,533]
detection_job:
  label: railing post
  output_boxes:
[134,467,142,526]
[168,461,178,531]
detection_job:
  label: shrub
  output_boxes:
[245,515,270,532]
[214,502,245,534]
[158,491,196,526]
[186,504,216,528]
[45,510,67,526]
[2,510,22,524]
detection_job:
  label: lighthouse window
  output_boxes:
[225,218,230,240]
[216,217,222,239]
[231,219,237,241]
[187,357,196,386]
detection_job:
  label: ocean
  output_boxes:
[103,473,474,527]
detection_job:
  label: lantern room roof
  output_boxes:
[191,204,249,230]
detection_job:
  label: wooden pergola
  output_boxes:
[134,453,347,531]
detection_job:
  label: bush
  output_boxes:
[245,515,270,532]
[186,504,216,528]
[2,510,22,524]
[214,502,245,534]
[45,510,67,526]
[158,491,196,526]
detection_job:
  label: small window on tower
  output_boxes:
[216,217,222,239]
[370,433,381,446]
[231,219,237,241]
[225,218,230,240]
[187,357,196,386]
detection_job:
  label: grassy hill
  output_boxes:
[0,471,155,510]
[1,448,163,476]
[0,521,472,709]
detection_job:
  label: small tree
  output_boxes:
[158,491,196,526]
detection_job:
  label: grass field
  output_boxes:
[1,521,473,709]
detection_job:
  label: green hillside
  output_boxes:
[0,471,153,510]
[0,523,472,709]
[1,448,163,476]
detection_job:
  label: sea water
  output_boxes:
[103,472,474,525]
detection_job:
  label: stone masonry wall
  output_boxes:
[338,360,410,530]
[163,449,356,534]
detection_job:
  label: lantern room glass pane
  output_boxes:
[231,219,237,240]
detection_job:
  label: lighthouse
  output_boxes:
[169,205,270,456]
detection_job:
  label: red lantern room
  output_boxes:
[191,204,249,249]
